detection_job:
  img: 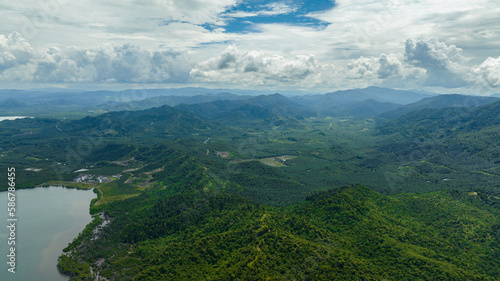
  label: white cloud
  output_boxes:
[188,37,499,92]
[335,38,474,89]
[345,57,377,79]
[191,45,317,86]
[377,54,403,79]
[0,0,500,93]
[404,38,466,70]
[340,53,425,88]
[404,38,469,87]
[259,2,299,16]
[0,32,192,83]
[310,0,500,61]
[222,1,298,18]
[0,0,239,51]
[471,57,500,88]
[2,31,496,93]
[0,32,35,71]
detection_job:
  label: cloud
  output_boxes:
[471,57,500,88]
[83,44,192,83]
[191,45,317,86]
[343,53,424,83]
[345,56,377,79]
[189,38,495,92]
[377,54,403,79]
[0,32,192,83]
[223,2,299,18]
[0,32,35,72]
[405,38,466,70]
[128,0,238,25]
[0,0,240,53]
[404,38,469,88]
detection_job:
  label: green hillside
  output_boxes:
[58,175,500,280]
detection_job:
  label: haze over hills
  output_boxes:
[0,86,440,119]
[60,105,217,139]
[379,99,500,137]
[0,87,317,105]
[92,93,252,112]
[0,98,28,109]
[323,99,401,117]
[378,94,500,119]
[290,86,434,109]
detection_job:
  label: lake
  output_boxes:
[0,116,32,122]
[0,187,96,281]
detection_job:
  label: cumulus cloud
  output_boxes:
[191,45,316,86]
[1,29,499,93]
[403,38,470,88]
[471,57,500,88]
[0,32,34,72]
[189,38,489,91]
[377,54,402,79]
[320,38,477,90]
[0,32,192,83]
[344,53,424,82]
[345,57,377,79]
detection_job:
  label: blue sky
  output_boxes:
[218,0,334,33]
[0,0,499,94]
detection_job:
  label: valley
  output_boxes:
[1,87,499,280]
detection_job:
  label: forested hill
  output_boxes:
[60,104,218,138]
[290,87,431,109]
[59,170,500,280]
[378,94,499,119]
[379,99,500,135]
[377,100,500,162]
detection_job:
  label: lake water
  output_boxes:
[0,116,32,122]
[0,187,96,281]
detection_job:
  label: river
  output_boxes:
[0,186,96,281]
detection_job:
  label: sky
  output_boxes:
[0,0,499,94]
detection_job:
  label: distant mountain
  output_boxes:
[0,98,28,109]
[176,94,307,117]
[243,94,309,117]
[378,100,500,162]
[26,87,85,93]
[379,94,499,119]
[291,87,432,114]
[0,90,46,103]
[91,93,252,112]
[176,100,266,119]
[0,87,315,105]
[332,99,400,117]
[379,100,500,136]
[357,86,437,103]
[463,99,500,130]
[61,105,216,138]
[0,87,432,118]
[175,94,309,128]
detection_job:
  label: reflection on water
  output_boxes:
[0,187,96,281]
